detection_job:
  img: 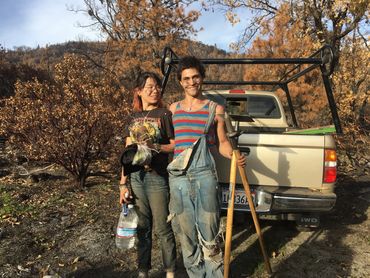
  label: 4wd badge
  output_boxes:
[297,215,320,227]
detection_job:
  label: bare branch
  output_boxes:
[357,27,369,50]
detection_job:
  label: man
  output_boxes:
[168,56,246,278]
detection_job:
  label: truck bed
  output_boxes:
[215,133,336,191]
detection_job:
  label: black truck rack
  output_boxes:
[160,45,342,134]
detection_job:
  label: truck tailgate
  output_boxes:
[215,134,334,189]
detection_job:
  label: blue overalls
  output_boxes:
[168,102,223,278]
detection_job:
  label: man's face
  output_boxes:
[179,68,203,98]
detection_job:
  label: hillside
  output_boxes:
[1,40,228,101]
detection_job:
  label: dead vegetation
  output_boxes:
[0,149,369,277]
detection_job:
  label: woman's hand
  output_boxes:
[145,140,161,153]
[119,186,133,205]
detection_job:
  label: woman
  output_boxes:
[119,72,176,278]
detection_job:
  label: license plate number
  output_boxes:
[222,188,254,206]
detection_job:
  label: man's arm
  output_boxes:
[215,104,246,166]
[215,105,233,159]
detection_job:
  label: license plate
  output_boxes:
[222,188,255,206]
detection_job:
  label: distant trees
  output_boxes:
[207,0,369,64]
[0,45,50,100]
[242,4,329,127]
[0,54,128,187]
[333,34,369,164]
[81,0,200,88]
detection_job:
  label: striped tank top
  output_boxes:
[173,101,216,157]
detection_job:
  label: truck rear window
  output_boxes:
[226,96,281,119]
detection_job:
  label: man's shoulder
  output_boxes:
[169,101,180,113]
[206,100,224,113]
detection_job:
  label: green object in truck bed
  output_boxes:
[285,126,336,135]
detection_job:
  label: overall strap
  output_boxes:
[203,101,217,134]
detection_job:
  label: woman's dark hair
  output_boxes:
[135,71,161,90]
[132,71,164,112]
[176,56,206,81]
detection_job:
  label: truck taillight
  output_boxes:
[323,149,337,183]
[229,89,245,94]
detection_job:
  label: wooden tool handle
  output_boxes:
[224,152,237,278]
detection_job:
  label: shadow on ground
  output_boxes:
[228,174,369,278]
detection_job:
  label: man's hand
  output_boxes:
[236,152,247,167]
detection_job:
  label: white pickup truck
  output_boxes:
[161,45,342,227]
[205,89,337,227]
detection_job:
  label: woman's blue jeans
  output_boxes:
[131,170,176,272]
[169,167,223,278]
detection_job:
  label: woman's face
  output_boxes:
[138,77,161,107]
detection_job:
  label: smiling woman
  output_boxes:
[119,71,176,277]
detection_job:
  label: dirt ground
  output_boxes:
[0,166,369,278]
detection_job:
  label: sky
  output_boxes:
[0,0,245,52]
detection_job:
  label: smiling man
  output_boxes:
[168,56,246,278]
